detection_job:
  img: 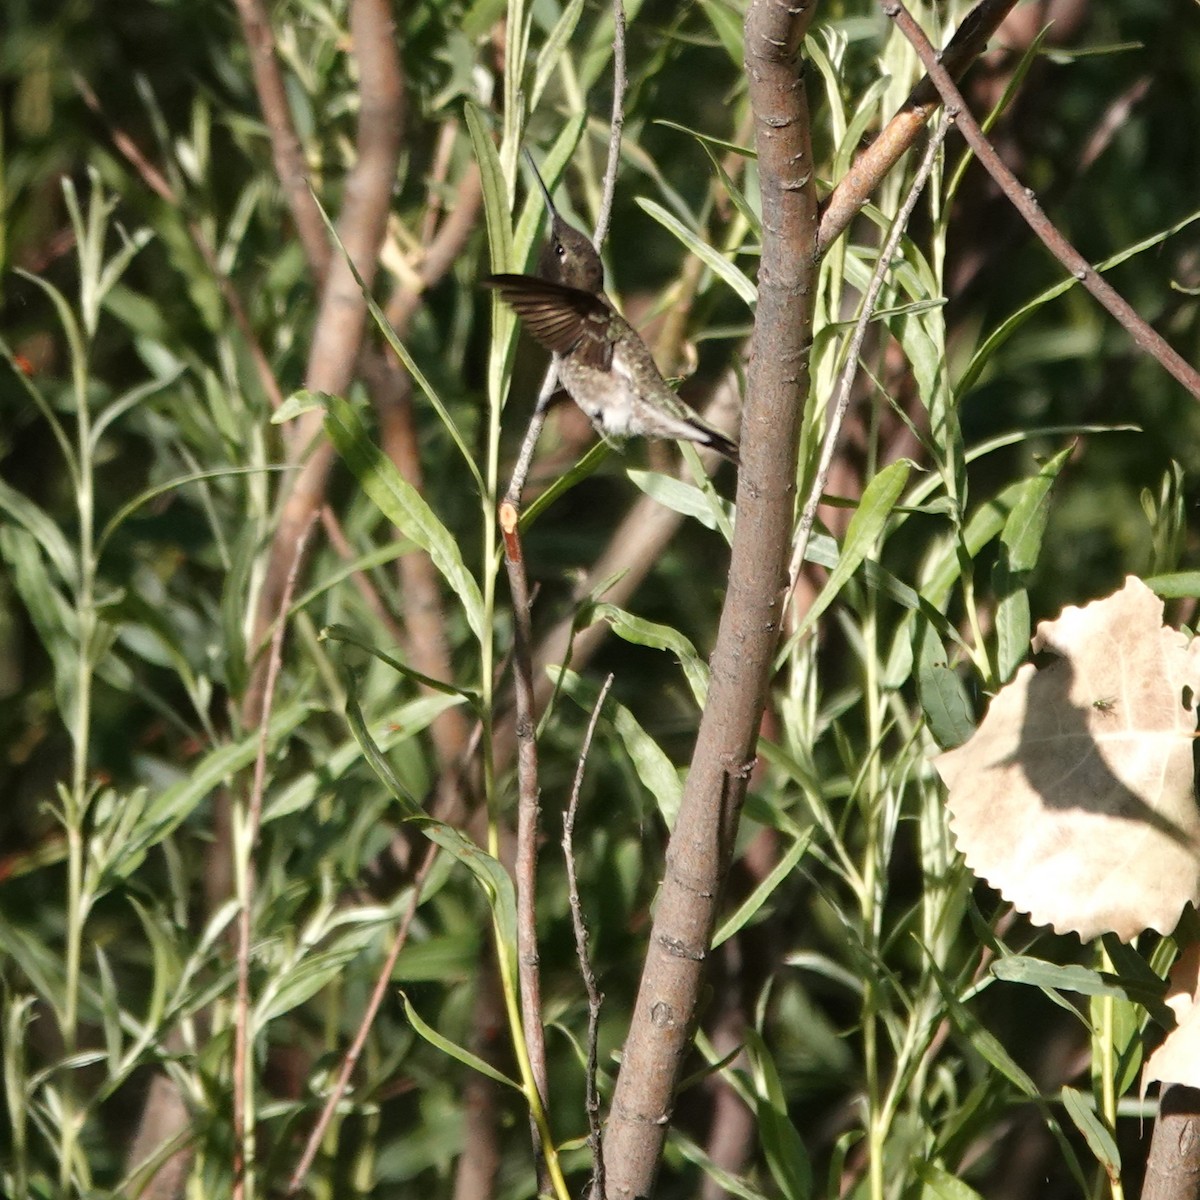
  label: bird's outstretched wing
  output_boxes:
[483,275,613,370]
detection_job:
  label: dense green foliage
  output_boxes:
[3,1,1200,1197]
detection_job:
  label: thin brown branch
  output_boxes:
[593,0,628,250]
[232,0,336,280]
[788,112,951,605]
[597,0,820,1193]
[287,839,442,1194]
[499,500,552,1133]
[233,512,316,1198]
[884,0,1200,401]
[817,0,1018,259]
[562,674,614,1200]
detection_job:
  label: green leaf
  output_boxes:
[0,477,76,584]
[402,993,520,1089]
[1060,1086,1121,1176]
[594,601,710,708]
[914,1162,986,1200]
[465,101,514,272]
[626,468,733,535]
[958,206,1200,398]
[915,617,975,750]
[324,395,487,647]
[531,0,586,110]
[993,446,1070,681]
[796,460,912,637]
[713,830,812,948]
[697,0,744,65]
[343,685,519,984]
[992,954,1170,1023]
[636,197,757,307]
[746,1030,813,1200]
[308,200,483,490]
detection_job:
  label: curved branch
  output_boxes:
[884,0,1200,401]
[817,0,1018,259]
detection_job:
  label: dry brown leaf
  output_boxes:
[934,577,1200,942]
[1145,943,1200,1088]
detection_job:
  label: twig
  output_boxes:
[562,674,614,1200]
[287,838,442,1194]
[499,499,551,1127]
[883,0,1200,401]
[232,511,316,1199]
[597,0,821,1191]
[231,0,337,280]
[817,0,1018,259]
[787,112,952,606]
[592,0,627,250]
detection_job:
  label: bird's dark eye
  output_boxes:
[555,242,567,258]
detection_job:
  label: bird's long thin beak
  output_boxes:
[522,148,560,221]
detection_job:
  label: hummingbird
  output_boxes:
[483,157,740,466]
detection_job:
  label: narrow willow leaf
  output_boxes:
[915,618,975,750]
[993,446,1071,681]
[958,207,1200,398]
[653,119,756,160]
[465,101,513,271]
[344,686,519,979]
[671,1132,773,1200]
[1060,1087,1121,1176]
[992,955,1169,1016]
[0,477,76,583]
[914,1162,986,1200]
[531,0,585,110]
[402,993,520,1090]
[627,468,733,534]
[796,460,912,637]
[322,623,479,703]
[636,197,757,307]
[594,601,710,708]
[713,831,812,948]
[308,198,483,489]
[745,1030,813,1200]
[324,395,487,647]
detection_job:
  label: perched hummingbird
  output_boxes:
[483,158,740,466]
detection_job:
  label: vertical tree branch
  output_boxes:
[244,0,404,726]
[597,0,820,1194]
